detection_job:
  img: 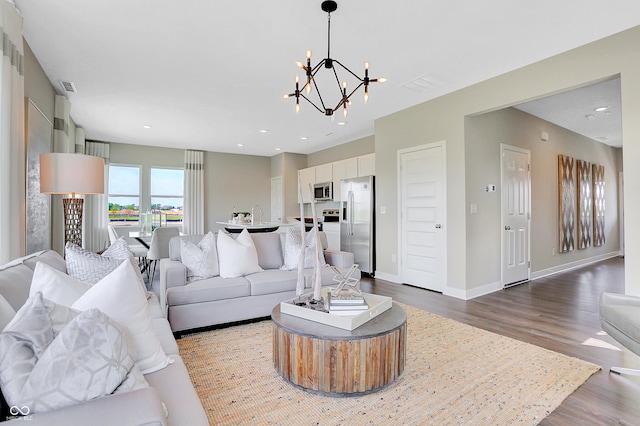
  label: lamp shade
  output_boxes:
[40,153,104,195]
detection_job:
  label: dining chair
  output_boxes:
[147,227,180,283]
[108,225,149,273]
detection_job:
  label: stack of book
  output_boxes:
[326,290,369,316]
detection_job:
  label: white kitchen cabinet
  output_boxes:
[331,157,358,201]
[315,163,333,183]
[357,153,375,177]
[298,167,316,203]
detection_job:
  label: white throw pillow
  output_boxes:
[282,227,327,271]
[71,261,172,374]
[180,232,219,280]
[103,237,148,296]
[30,262,91,306]
[216,229,263,278]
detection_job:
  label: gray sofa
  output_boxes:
[0,250,207,426]
[160,230,359,333]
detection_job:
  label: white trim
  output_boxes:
[531,251,622,280]
[444,280,503,300]
[374,271,400,283]
[396,141,447,292]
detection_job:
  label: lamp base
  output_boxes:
[63,197,83,247]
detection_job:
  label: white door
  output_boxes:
[270,176,283,223]
[399,143,446,292]
[501,145,530,287]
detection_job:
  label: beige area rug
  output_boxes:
[177,304,600,425]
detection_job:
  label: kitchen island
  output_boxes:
[215,221,294,233]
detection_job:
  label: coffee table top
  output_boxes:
[271,302,406,340]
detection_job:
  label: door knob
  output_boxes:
[504,226,511,230]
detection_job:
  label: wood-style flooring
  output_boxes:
[359,256,640,425]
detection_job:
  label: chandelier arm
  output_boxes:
[311,77,329,110]
[332,59,365,82]
[332,81,365,111]
[299,93,326,114]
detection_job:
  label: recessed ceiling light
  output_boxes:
[237,143,244,147]
[275,147,281,151]
[259,129,268,133]
[337,121,347,126]
[300,136,308,140]
[143,125,152,129]
[594,106,609,112]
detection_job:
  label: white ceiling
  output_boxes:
[14,1,639,157]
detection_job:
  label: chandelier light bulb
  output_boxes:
[364,87,369,103]
[296,61,305,69]
[306,49,312,59]
[378,77,387,83]
[364,61,369,70]
[296,102,300,114]
[343,106,348,117]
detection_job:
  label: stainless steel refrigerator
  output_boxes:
[340,176,375,275]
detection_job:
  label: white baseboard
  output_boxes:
[373,271,400,283]
[531,251,622,281]
[444,280,503,300]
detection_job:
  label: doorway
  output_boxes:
[501,144,531,287]
[398,142,446,292]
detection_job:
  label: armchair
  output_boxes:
[599,292,640,376]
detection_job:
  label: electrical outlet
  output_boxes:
[552,248,556,256]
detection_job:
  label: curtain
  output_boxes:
[183,150,204,235]
[84,141,110,252]
[0,1,25,263]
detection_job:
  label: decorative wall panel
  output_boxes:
[576,160,592,249]
[558,155,575,253]
[592,164,605,247]
[26,99,53,254]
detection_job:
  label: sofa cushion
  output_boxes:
[166,276,250,306]
[245,270,298,296]
[0,261,34,312]
[250,233,284,270]
[22,250,67,274]
[71,261,173,374]
[281,227,326,271]
[0,293,147,414]
[103,237,148,296]
[180,232,219,280]
[0,294,16,332]
[217,229,263,278]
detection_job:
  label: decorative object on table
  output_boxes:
[576,159,592,249]
[308,184,323,302]
[557,154,575,253]
[39,153,105,248]
[330,264,361,296]
[294,173,307,299]
[280,288,391,330]
[282,0,386,117]
[592,163,605,247]
[326,290,369,315]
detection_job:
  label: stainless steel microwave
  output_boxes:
[313,182,333,201]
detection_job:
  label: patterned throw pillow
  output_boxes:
[65,242,121,284]
[0,293,148,414]
[180,232,219,281]
[281,227,327,271]
[216,229,263,278]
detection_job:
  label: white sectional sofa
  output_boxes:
[160,230,359,333]
[0,250,207,426]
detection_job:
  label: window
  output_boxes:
[108,165,141,225]
[150,167,184,226]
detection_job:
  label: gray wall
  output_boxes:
[375,25,640,297]
[109,143,271,233]
[307,135,374,167]
[465,107,621,290]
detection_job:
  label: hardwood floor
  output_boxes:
[360,257,640,425]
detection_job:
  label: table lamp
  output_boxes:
[40,153,104,247]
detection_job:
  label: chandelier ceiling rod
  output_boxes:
[283,0,386,117]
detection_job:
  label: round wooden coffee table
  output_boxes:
[271,302,407,396]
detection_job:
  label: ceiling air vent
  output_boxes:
[59,80,77,93]
[401,74,445,93]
